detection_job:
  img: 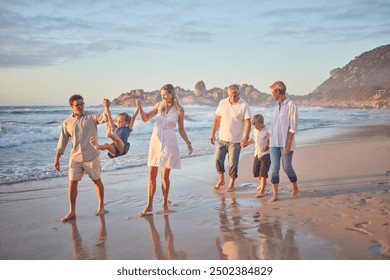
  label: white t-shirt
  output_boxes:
[253,126,270,158]
[216,98,252,143]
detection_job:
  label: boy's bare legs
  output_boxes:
[291,181,299,198]
[213,173,225,190]
[256,176,262,191]
[225,177,236,192]
[107,132,125,155]
[89,137,117,156]
[93,178,106,216]
[61,180,78,222]
[269,183,278,202]
[256,177,267,198]
[140,166,158,217]
[161,167,171,213]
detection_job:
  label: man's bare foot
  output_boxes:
[89,137,99,150]
[256,191,266,198]
[291,188,298,198]
[61,212,76,222]
[96,208,107,216]
[106,125,112,138]
[213,181,225,190]
[268,195,278,202]
[139,207,153,217]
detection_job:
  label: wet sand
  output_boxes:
[0,125,389,260]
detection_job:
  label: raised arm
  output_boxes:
[129,107,140,129]
[136,100,159,122]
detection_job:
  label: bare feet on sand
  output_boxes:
[139,207,153,217]
[268,195,278,202]
[96,208,107,216]
[61,212,76,222]
[225,186,235,193]
[256,184,262,191]
[256,190,266,198]
[291,188,298,198]
[89,136,99,150]
[213,180,225,190]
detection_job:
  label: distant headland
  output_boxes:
[112,44,390,109]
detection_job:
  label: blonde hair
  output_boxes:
[270,81,286,95]
[252,114,264,125]
[160,84,184,114]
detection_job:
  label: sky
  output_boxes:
[0,0,389,106]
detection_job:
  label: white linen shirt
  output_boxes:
[253,126,270,158]
[216,98,252,143]
[269,98,298,150]
[56,111,107,162]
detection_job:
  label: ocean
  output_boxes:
[0,104,389,185]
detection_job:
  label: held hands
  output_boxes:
[136,100,142,109]
[240,138,249,147]
[103,98,111,108]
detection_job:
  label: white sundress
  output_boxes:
[147,105,181,169]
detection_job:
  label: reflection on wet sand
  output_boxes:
[257,215,300,259]
[143,214,187,260]
[68,215,107,260]
[216,197,257,259]
[216,197,300,259]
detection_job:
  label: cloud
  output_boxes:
[253,0,390,44]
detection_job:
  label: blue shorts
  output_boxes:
[108,142,130,158]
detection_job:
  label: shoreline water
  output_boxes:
[1,105,390,185]
[0,124,389,260]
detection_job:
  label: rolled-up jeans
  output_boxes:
[270,147,297,184]
[215,140,242,178]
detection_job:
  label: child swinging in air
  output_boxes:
[90,99,139,158]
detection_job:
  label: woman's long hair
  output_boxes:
[160,84,184,115]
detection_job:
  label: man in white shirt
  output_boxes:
[210,84,252,192]
[268,81,299,202]
[54,94,110,222]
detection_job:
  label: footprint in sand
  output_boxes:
[346,221,371,235]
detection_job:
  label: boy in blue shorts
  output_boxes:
[247,114,271,198]
[90,104,139,158]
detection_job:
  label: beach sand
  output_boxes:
[0,125,389,260]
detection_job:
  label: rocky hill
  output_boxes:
[112,82,274,107]
[112,44,390,108]
[294,44,390,108]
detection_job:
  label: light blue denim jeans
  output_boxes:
[270,147,297,184]
[215,140,242,178]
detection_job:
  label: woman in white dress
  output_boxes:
[137,84,193,217]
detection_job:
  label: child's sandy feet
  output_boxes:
[268,195,278,202]
[61,212,76,223]
[256,190,266,198]
[225,186,235,193]
[89,137,99,150]
[139,207,153,217]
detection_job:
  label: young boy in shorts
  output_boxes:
[248,114,271,198]
[90,106,139,158]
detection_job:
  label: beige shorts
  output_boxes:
[69,157,101,181]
